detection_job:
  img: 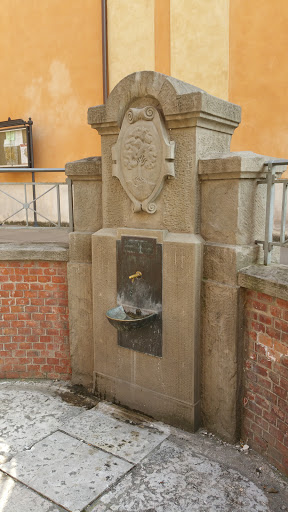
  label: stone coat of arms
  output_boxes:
[112,106,175,213]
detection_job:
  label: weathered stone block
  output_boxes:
[69,232,92,263]
[203,243,260,286]
[67,262,93,389]
[201,280,243,442]
[199,152,286,245]
[65,157,102,232]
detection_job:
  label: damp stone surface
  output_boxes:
[60,402,170,463]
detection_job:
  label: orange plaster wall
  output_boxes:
[155,0,170,76]
[229,0,288,159]
[0,0,102,183]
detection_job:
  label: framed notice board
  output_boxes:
[0,117,34,168]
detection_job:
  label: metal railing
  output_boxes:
[256,160,288,265]
[0,168,73,230]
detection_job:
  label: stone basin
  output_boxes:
[106,305,158,331]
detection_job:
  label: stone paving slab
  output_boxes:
[0,382,287,512]
[0,472,66,512]
[0,381,84,463]
[60,402,170,463]
[89,437,270,512]
[0,431,133,512]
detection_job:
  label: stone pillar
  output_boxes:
[199,152,285,442]
[65,157,102,389]
[86,71,241,431]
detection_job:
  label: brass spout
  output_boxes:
[129,271,142,283]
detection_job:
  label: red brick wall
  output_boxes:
[243,290,288,475]
[0,261,71,380]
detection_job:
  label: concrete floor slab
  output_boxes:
[0,381,85,463]
[0,472,66,512]
[92,437,270,512]
[0,431,133,512]
[60,402,170,463]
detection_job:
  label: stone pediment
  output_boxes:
[88,71,241,132]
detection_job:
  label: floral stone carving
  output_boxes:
[112,106,175,213]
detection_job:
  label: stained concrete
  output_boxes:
[0,381,287,512]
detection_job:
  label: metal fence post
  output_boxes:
[67,177,74,232]
[31,170,38,226]
[56,183,61,227]
[264,162,276,265]
[280,182,288,245]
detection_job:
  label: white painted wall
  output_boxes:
[0,183,69,225]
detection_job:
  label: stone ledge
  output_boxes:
[199,152,287,180]
[238,264,288,301]
[0,244,68,261]
[65,157,102,180]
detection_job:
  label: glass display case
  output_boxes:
[0,118,34,168]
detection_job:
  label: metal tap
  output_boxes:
[129,271,142,283]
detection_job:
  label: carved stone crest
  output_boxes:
[112,106,175,213]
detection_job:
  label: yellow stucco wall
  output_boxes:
[0,0,238,185]
[107,0,155,92]
[154,0,171,75]
[229,0,288,160]
[0,0,102,182]
[170,0,229,100]
[2,0,288,185]
[107,0,229,100]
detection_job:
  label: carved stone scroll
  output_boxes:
[112,106,175,213]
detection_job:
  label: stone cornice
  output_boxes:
[65,157,102,180]
[238,264,288,301]
[199,152,287,180]
[87,71,241,136]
